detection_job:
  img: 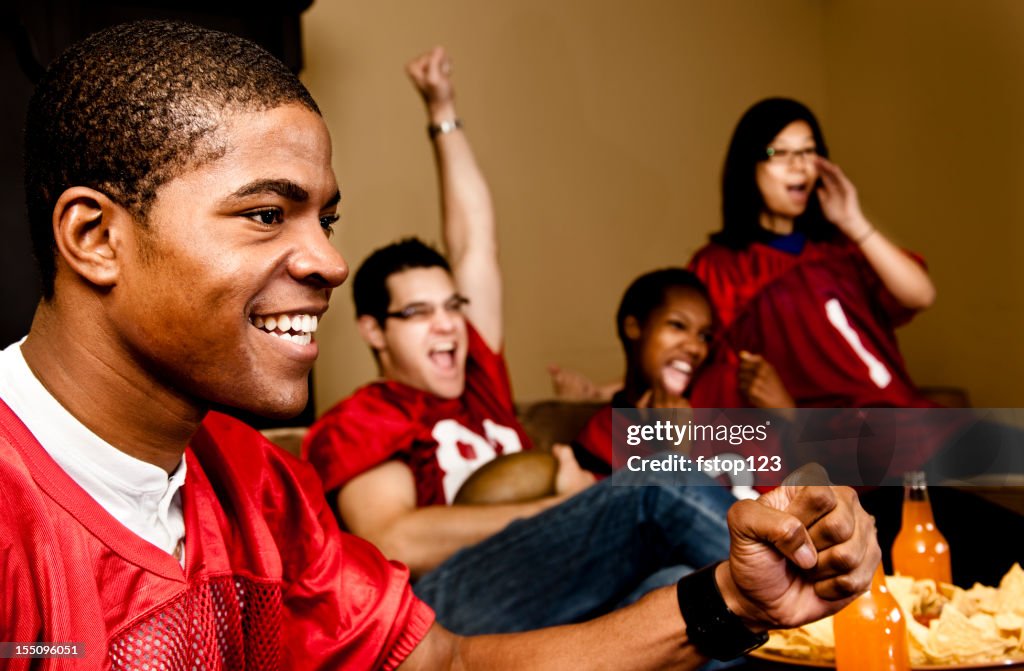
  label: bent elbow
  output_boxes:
[372,530,436,578]
[913,284,937,311]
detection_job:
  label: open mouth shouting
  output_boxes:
[660,359,694,398]
[250,312,319,346]
[786,180,811,205]
[428,341,458,372]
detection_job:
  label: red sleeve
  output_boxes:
[302,385,420,492]
[0,402,124,669]
[279,455,435,671]
[573,405,613,467]
[0,501,109,671]
[0,430,42,663]
[462,323,533,451]
[0,469,49,671]
[850,242,928,329]
[200,413,436,671]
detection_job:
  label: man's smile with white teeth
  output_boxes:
[250,313,319,345]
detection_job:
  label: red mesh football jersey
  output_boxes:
[689,239,935,409]
[0,403,434,670]
[304,323,533,507]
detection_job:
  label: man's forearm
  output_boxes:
[427,101,497,270]
[420,78,503,350]
[856,226,936,310]
[374,496,568,578]
[410,587,707,671]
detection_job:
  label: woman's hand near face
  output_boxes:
[814,157,872,240]
[814,156,936,311]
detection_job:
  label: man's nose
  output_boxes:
[289,221,348,289]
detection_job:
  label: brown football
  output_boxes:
[454,451,558,505]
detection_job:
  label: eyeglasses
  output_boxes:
[764,146,818,165]
[384,294,470,321]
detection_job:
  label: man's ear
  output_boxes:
[623,315,642,341]
[52,186,133,288]
[357,314,387,351]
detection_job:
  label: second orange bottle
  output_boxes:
[892,470,952,585]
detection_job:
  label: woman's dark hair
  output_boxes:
[712,97,837,249]
[615,268,712,354]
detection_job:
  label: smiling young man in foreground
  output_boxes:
[0,22,878,670]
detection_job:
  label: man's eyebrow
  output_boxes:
[324,190,342,209]
[227,179,310,203]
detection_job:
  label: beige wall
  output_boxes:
[301,0,1023,412]
[822,0,1024,408]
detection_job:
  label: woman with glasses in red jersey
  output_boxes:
[687,98,937,412]
[688,100,1024,591]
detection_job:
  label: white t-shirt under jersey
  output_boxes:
[0,339,186,564]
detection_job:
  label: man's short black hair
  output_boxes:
[615,268,713,353]
[353,237,451,326]
[24,20,320,298]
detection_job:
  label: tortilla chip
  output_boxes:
[952,583,1000,617]
[906,616,932,666]
[762,565,1024,665]
[913,578,947,619]
[762,630,814,660]
[999,563,1024,615]
[928,604,1008,663]
[887,574,916,617]
[762,616,835,661]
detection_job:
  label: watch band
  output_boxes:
[676,562,769,661]
[427,118,463,140]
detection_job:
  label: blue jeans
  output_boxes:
[413,469,735,635]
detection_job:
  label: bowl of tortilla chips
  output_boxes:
[751,564,1024,668]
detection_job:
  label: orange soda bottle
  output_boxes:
[892,470,952,584]
[834,565,910,671]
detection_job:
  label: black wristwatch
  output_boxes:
[676,562,769,661]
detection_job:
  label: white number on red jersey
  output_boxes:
[432,419,523,503]
[824,298,892,389]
